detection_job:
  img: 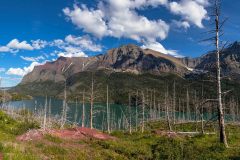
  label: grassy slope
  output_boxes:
[0,111,240,160]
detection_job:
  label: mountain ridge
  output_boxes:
[21,44,190,84]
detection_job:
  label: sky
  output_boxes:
[0,0,239,87]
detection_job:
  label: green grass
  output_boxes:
[0,110,240,159]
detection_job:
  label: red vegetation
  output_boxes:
[17,127,116,142]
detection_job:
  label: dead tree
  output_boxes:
[128,92,132,134]
[194,90,198,132]
[186,88,190,121]
[201,84,205,134]
[90,76,94,129]
[74,98,78,125]
[214,0,228,147]
[48,98,52,124]
[106,85,110,133]
[141,91,145,133]
[153,89,156,120]
[135,90,138,131]
[88,74,101,129]
[43,96,48,130]
[60,63,72,129]
[60,80,67,129]
[82,90,85,127]
[165,86,172,131]
[173,81,176,124]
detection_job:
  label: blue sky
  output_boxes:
[0,0,239,87]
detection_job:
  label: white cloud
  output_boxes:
[31,39,48,49]
[63,0,209,43]
[65,35,102,52]
[172,20,190,29]
[0,46,11,52]
[57,46,88,58]
[50,39,65,47]
[20,55,45,62]
[134,0,168,8]
[142,41,183,57]
[6,62,44,77]
[194,0,210,6]
[168,0,209,28]
[62,0,209,57]
[106,1,169,42]
[64,1,170,42]
[0,68,6,73]
[0,39,48,53]
[63,5,108,38]
[7,39,34,50]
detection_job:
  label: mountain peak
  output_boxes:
[229,41,240,48]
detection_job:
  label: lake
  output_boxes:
[3,97,236,131]
[4,97,147,131]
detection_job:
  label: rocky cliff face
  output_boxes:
[21,44,189,84]
[21,41,240,85]
[193,42,240,78]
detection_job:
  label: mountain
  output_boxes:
[21,44,189,84]
[14,42,240,103]
[196,42,240,78]
[181,42,240,79]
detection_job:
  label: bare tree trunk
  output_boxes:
[61,80,67,129]
[43,96,48,130]
[237,99,239,122]
[141,91,145,133]
[74,98,78,125]
[129,92,132,134]
[135,90,138,131]
[215,0,228,147]
[3,89,6,108]
[90,76,94,129]
[178,98,181,122]
[153,89,156,120]
[194,90,198,132]
[201,84,205,134]
[186,88,190,121]
[173,81,176,124]
[150,90,153,120]
[48,98,52,124]
[165,86,172,131]
[107,85,110,133]
[158,103,161,120]
[82,90,85,127]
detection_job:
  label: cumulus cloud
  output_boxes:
[7,39,34,50]
[172,20,190,29]
[57,46,88,58]
[168,0,209,28]
[31,39,48,49]
[64,1,170,42]
[6,62,44,77]
[48,35,102,58]
[0,46,11,52]
[63,0,209,42]
[20,55,45,62]
[107,3,169,41]
[63,5,108,38]
[142,41,183,57]
[0,39,49,53]
[63,0,209,57]
[65,35,102,52]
